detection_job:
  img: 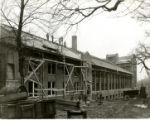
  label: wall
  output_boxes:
[117,57,137,88]
[0,44,7,89]
[0,43,20,89]
[91,66,132,100]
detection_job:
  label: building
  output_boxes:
[106,53,137,88]
[0,24,136,100]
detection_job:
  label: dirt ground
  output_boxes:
[56,98,150,118]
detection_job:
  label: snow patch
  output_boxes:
[134,104,148,108]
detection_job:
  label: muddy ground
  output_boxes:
[56,98,150,118]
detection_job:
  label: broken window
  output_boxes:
[48,63,56,74]
[7,63,15,80]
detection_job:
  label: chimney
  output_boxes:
[59,37,63,45]
[51,35,54,43]
[64,41,66,47]
[72,35,77,51]
[46,33,49,41]
[106,53,119,64]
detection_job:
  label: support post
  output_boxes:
[114,74,116,89]
[99,72,101,91]
[104,72,106,90]
[107,73,109,90]
[32,82,35,97]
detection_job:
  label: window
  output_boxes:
[48,82,55,95]
[96,72,100,91]
[28,82,38,96]
[65,67,68,75]
[74,82,79,90]
[74,68,80,77]
[48,63,56,74]
[7,63,15,80]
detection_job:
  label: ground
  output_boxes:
[56,98,150,118]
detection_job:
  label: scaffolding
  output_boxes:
[24,57,88,98]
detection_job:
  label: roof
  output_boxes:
[0,24,81,60]
[0,24,132,74]
[23,35,81,60]
[91,56,132,74]
[117,55,134,64]
[106,53,118,57]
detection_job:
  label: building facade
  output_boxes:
[106,53,137,88]
[0,24,136,100]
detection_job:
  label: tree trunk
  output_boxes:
[16,0,25,85]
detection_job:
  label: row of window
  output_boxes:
[28,81,82,96]
[28,81,55,96]
[48,63,80,76]
[92,71,132,91]
[6,62,81,80]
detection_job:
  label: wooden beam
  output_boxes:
[27,60,46,96]
[74,66,88,68]
[65,66,74,89]
[27,57,74,66]
[24,60,44,83]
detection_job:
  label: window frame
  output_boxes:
[48,62,56,75]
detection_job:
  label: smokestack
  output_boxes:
[72,35,77,51]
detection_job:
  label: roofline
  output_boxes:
[1,24,133,75]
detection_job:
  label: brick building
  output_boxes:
[0,24,137,100]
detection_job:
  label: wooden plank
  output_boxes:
[74,66,88,68]
[35,88,64,91]
[27,57,73,66]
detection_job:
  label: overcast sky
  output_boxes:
[25,10,147,81]
[57,12,147,81]
[1,0,148,81]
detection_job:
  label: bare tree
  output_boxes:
[1,0,53,85]
[135,43,150,71]
[1,0,124,85]
[133,0,150,77]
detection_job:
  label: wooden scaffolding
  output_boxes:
[24,57,88,98]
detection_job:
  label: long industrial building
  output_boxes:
[0,24,137,100]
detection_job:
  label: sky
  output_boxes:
[1,0,148,81]
[57,12,147,81]
[23,9,147,81]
